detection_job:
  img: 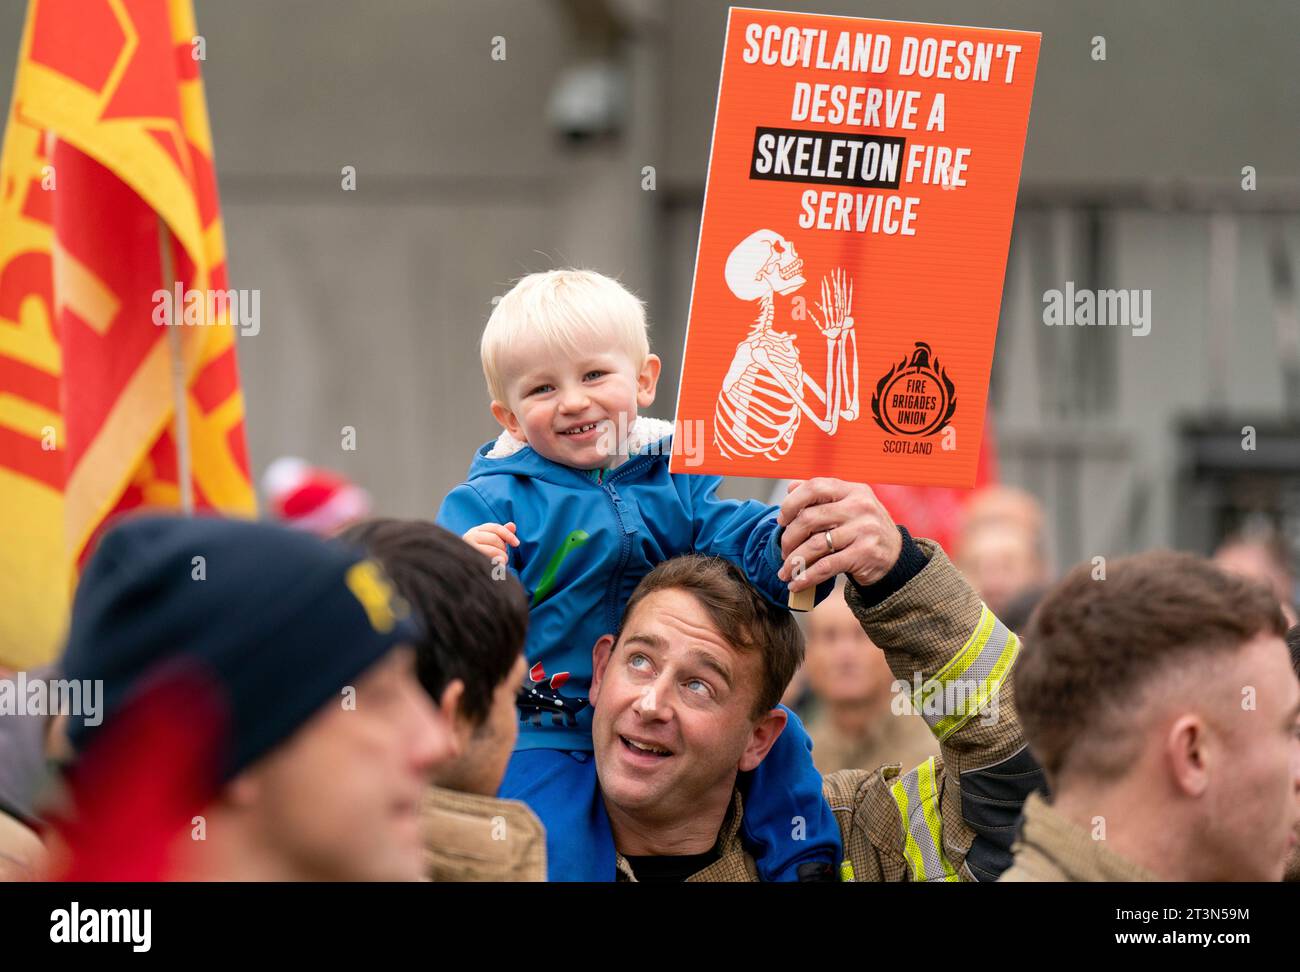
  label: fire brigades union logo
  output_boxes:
[870,341,957,437]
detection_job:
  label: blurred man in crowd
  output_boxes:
[962,485,1046,537]
[0,664,52,824]
[0,660,55,880]
[340,518,545,881]
[954,486,1050,618]
[1004,552,1299,881]
[0,793,44,881]
[1288,624,1300,882]
[0,810,41,878]
[1214,526,1298,625]
[51,515,450,881]
[802,578,936,776]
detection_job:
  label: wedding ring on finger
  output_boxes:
[824,530,835,553]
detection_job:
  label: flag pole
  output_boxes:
[158,217,194,515]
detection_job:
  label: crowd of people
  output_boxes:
[1,269,1297,883]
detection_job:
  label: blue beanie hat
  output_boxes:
[60,514,419,782]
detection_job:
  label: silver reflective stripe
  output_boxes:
[890,757,960,882]
[912,605,1019,740]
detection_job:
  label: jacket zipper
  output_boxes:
[598,452,654,634]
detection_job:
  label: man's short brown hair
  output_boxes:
[337,518,528,726]
[1015,550,1288,784]
[618,555,803,718]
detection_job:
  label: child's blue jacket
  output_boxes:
[435,418,833,750]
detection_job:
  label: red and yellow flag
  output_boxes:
[0,0,255,668]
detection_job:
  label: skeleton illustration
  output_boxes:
[713,229,859,461]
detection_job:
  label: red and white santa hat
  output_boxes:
[261,456,372,537]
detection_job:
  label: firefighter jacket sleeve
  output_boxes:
[823,536,1045,882]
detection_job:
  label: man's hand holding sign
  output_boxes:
[777,479,903,603]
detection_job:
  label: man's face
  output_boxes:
[1213,543,1298,625]
[1200,633,1300,880]
[804,588,890,705]
[239,646,455,881]
[956,524,1044,616]
[491,334,660,470]
[589,589,784,827]
[437,653,528,797]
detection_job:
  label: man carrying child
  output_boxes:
[437,269,842,881]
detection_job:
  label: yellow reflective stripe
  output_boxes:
[928,630,1021,740]
[910,604,1019,741]
[927,605,997,687]
[917,759,959,882]
[890,758,960,882]
[890,776,929,882]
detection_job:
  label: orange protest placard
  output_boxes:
[670,8,1040,487]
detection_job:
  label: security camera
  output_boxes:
[546,61,627,142]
